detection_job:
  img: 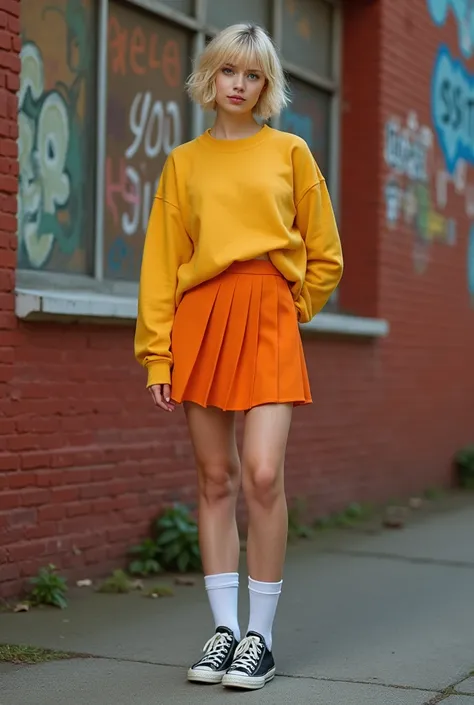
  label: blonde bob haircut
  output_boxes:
[186,23,290,120]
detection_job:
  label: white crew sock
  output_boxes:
[204,572,240,641]
[247,577,283,651]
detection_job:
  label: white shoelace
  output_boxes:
[197,632,233,669]
[229,635,263,674]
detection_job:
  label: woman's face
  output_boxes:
[214,59,266,116]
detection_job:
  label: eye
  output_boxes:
[222,67,233,75]
[248,73,260,81]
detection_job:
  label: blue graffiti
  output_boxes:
[468,224,474,295]
[427,0,474,57]
[281,109,314,151]
[106,236,137,279]
[431,44,474,173]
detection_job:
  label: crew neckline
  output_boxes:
[199,124,272,152]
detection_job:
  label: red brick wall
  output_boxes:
[1,0,474,598]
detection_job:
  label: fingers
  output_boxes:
[148,384,175,413]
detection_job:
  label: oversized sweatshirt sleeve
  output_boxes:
[294,148,343,323]
[134,155,193,387]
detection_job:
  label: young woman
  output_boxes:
[135,23,343,691]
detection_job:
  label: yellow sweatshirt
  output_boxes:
[135,125,343,387]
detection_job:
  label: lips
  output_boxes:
[228,96,245,103]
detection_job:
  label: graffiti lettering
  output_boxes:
[427,0,474,58]
[105,157,158,237]
[108,15,180,85]
[126,94,181,159]
[18,0,91,274]
[432,44,474,172]
[384,117,430,182]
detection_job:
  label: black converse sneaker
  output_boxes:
[187,626,238,684]
[222,631,276,690]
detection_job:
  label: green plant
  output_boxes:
[314,502,375,531]
[28,564,68,609]
[144,584,174,598]
[128,539,162,577]
[288,498,314,540]
[97,570,131,594]
[155,503,202,573]
[0,644,78,664]
[455,445,474,489]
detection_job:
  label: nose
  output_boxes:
[233,73,245,91]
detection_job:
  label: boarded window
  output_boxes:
[104,2,192,281]
[281,0,333,78]
[207,0,271,30]
[18,0,96,274]
[281,78,331,179]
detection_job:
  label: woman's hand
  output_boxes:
[148,384,176,412]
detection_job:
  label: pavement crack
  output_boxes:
[278,672,441,693]
[58,652,446,695]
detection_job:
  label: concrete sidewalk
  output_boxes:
[1,499,474,705]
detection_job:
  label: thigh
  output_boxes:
[242,404,293,476]
[184,402,239,475]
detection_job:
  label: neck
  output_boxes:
[211,110,262,140]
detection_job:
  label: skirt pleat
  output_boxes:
[170,260,312,411]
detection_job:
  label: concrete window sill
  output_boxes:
[15,287,389,339]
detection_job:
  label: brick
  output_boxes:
[8,16,20,33]
[0,13,7,29]
[0,30,10,50]
[37,504,65,522]
[3,1,20,18]
[8,508,37,527]
[0,174,17,193]
[21,489,51,507]
[21,452,51,471]
[8,471,37,489]
[0,453,18,470]
[25,521,59,541]
[0,563,19,582]
[51,487,79,503]
[0,491,19,510]
[0,138,17,157]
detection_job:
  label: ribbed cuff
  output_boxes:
[146,361,171,387]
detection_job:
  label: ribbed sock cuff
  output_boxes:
[205,572,239,591]
[248,577,283,595]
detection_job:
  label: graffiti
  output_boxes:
[384,112,457,273]
[103,5,187,280]
[18,0,92,272]
[281,77,328,174]
[432,44,474,173]
[428,1,474,303]
[427,0,474,58]
[384,113,431,181]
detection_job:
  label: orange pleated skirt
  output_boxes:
[170,260,312,411]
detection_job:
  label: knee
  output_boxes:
[198,460,240,504]
[243,461,283,506]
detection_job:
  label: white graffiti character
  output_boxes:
[18,42,71,269]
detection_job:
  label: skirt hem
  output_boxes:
[171,395,313,412]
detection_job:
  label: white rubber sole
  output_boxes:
[222,667,276,690]
[187,667,226,685]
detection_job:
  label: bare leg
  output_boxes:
[220,403,292,686]
[185,403,243,685]
[241,403,292,582]
[184,402,241,575]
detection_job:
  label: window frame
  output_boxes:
[16,0,343,302]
